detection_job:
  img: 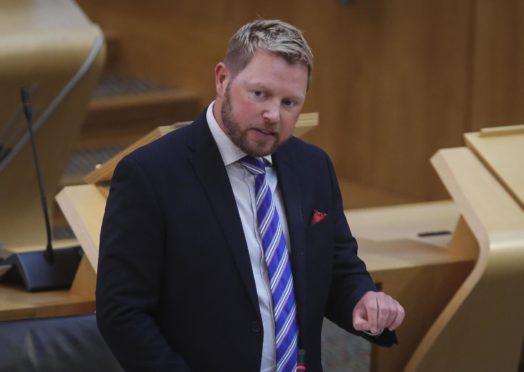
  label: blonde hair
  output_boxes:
[224,19,313,85]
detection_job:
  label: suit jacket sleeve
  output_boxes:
[96,156,192,371]
[322,154,397,346]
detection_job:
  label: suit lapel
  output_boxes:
[273,144,308,348]
[188,118,260,316]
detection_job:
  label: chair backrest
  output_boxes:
[0,314,123,372]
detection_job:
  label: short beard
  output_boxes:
[220,83,280,157]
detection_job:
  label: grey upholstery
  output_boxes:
[0,314,122,372]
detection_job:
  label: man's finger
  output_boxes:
[376,293,392,330]
[384,294,400,330]
[388,302,405,331]
[361,292,379,332]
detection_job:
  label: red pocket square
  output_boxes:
[311,209,327,225]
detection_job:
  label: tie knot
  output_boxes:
[240,156,265,175]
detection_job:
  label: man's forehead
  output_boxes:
[237,51,307,83]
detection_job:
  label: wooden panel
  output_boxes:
[339,179,412,209]
[81,89,200,148]
[75,0,233,102]
[299,1,474,202]
[370,261,473,372]
[349,200,473,371]
[470,0,524,129]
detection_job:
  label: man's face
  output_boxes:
[214,50,308,157]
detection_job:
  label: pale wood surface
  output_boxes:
[347,200,459,246]
[465,124,524,208]
[70,255,97,298]
[479,124,524,136]
[0,283,94,321]
[55,185,107,272]
[359,238,463,272]
[432,148,524,237]
[293,112,318,138]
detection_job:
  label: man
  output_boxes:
[96,19,404,372]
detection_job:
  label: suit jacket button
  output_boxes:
[251,321,261,333]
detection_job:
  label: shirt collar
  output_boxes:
[206,101,273,167]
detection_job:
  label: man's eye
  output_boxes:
[282,99,295,108]
[253,91,263,97]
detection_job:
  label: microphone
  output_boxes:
[0,88,82,291]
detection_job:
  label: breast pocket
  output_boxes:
[306,216,334,266]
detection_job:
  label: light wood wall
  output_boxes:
[76,0,524,205]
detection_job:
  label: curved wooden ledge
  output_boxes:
[405,147,524,371]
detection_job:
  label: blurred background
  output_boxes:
[71,0,524,209]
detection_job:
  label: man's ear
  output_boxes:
[215,62,229,98]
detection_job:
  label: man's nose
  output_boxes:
[262,100,280,123]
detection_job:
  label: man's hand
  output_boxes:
[352,291,405,335]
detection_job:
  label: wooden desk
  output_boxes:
[0,283,94,321]
[0,242,96,321]
[347,201,474,372]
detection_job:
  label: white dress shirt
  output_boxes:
[206,102,291,372]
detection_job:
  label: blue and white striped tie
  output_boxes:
[241,156,298,372]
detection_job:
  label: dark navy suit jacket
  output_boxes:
[96,111,396,372]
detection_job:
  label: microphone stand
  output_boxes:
[0,88,82,291]
[22,87,55,264]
